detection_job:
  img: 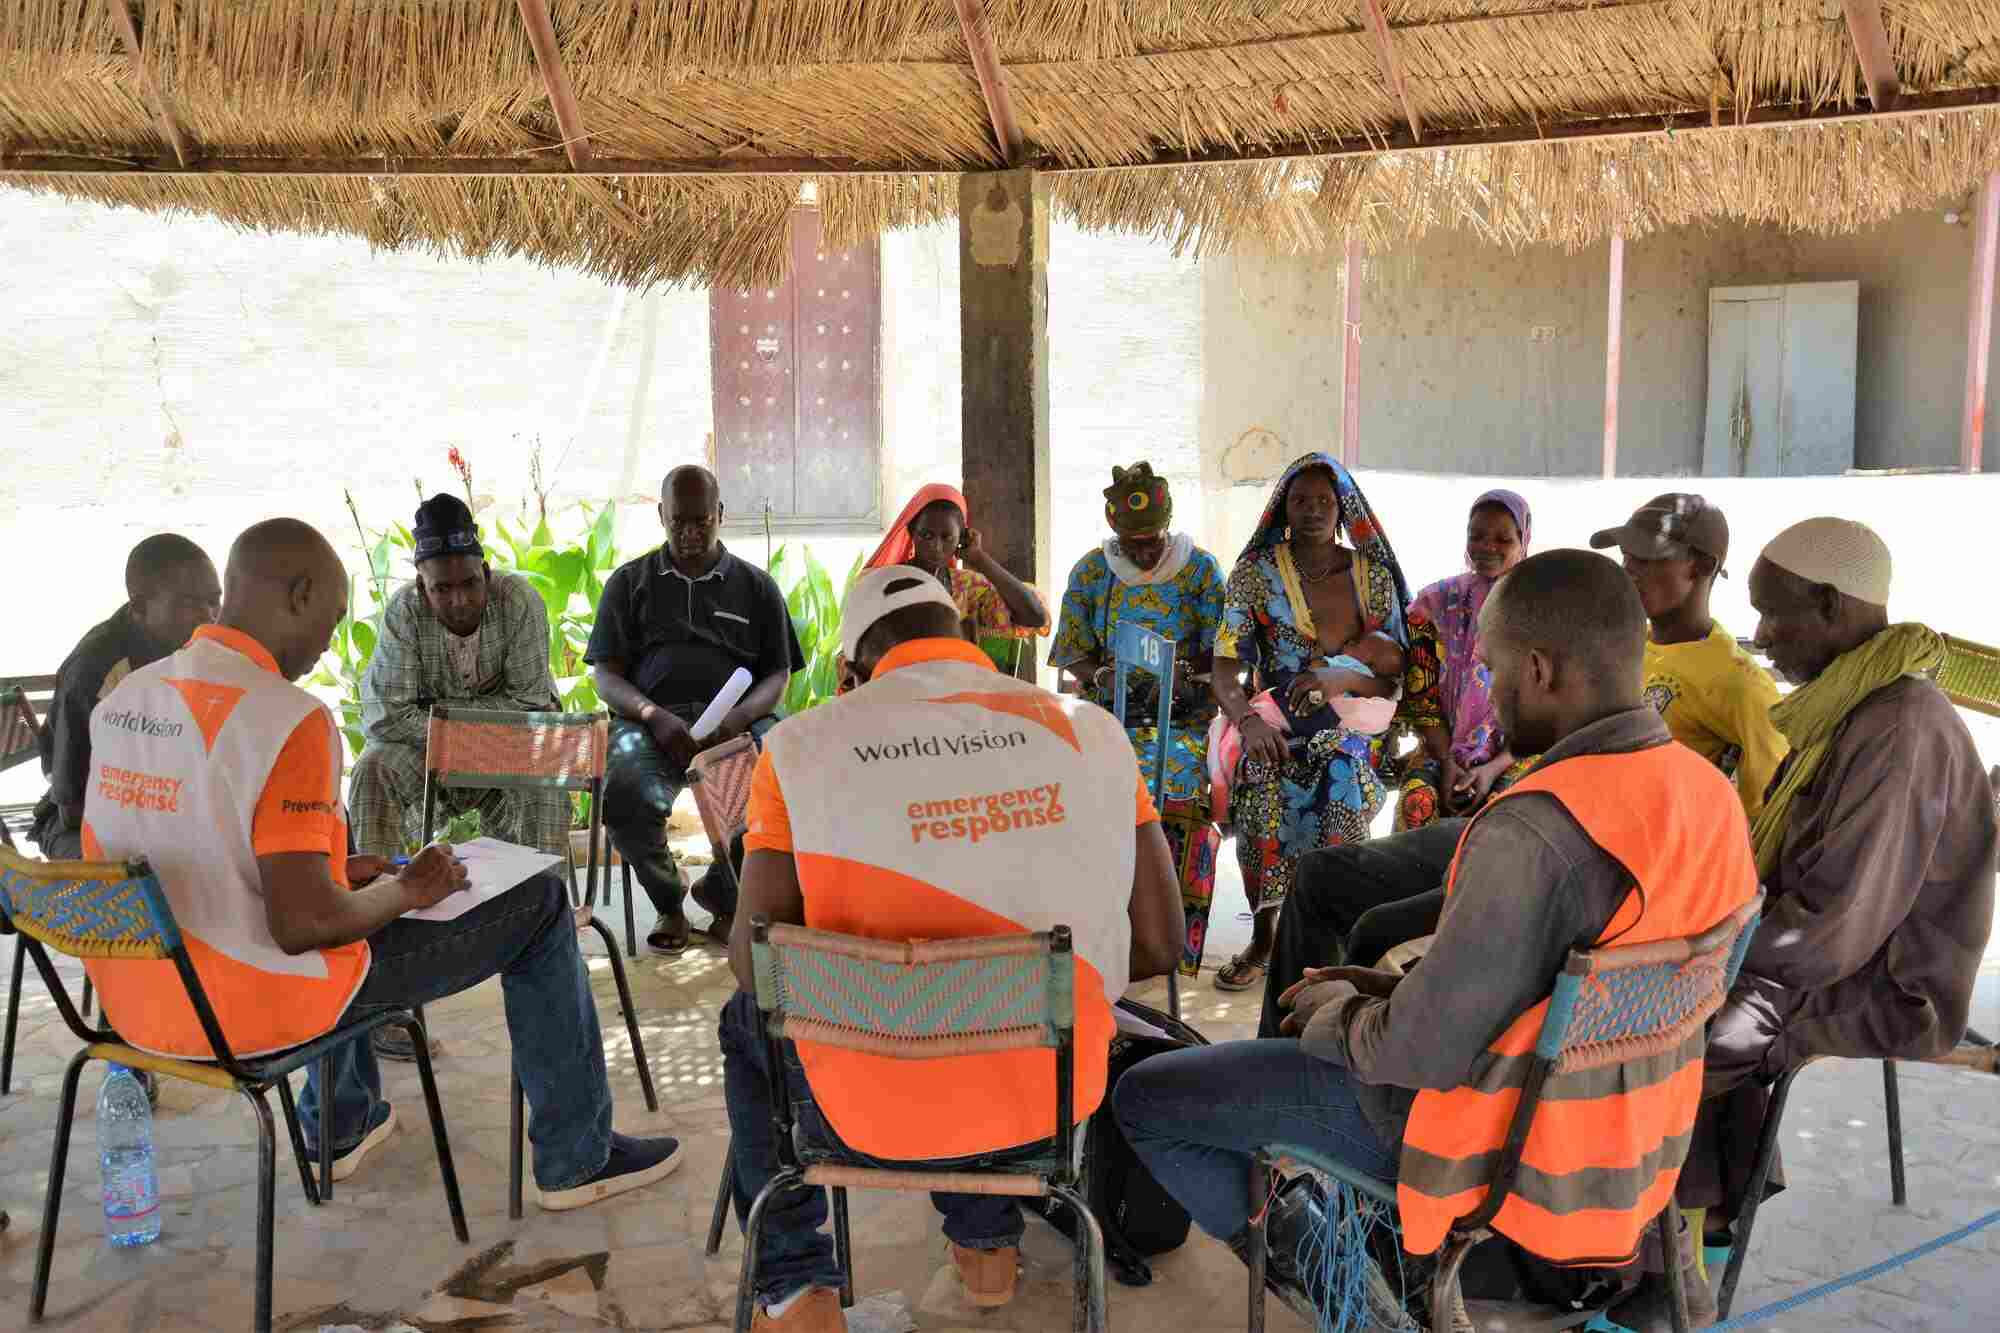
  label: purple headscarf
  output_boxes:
[1408,489,1532,767]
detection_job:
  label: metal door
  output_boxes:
[710,274,797,517]
[708,211,879,524]
[791,213,880,521]
[1702,293,1783,477]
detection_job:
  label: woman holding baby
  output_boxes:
[1210,452,1412,992]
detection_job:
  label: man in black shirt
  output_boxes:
[32,534,221,858]
[587,467,803,955]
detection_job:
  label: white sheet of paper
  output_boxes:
[1112,1004,1174,1043]
[400,836,563,923]
[690,666,754,742]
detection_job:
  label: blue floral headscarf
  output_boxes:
[1239,452,1413,631]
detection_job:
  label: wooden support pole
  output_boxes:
[1963,174,2000,473]
[953,0,1024,165]
[959,169,1049,673]
[1841,0,1901,112]
[108,1,196,169]
[1342,232,1363,468]
[1604,230,1625,479]
[1361,0,1423,143]
[515,0,591,170]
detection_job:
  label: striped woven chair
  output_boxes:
[735,917,1107,1333]
[417,704,659,1218]
[0,847,468,1333]
[1,673,101,1098]
[1247,894,1763,1333]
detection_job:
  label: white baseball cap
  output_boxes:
[840,564,961,659]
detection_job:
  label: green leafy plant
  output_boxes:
[489,501,621,716]
[440,808,483,847]
[310,490,402,759]
[769,542,863,717]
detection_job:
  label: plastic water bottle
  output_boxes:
[97,1065,160,1247]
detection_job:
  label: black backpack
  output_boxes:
[1036,996,1208,1286]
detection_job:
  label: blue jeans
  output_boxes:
[298,870,614,1191]
[1112,1038,1398,1242]
[719,991,1027,1304]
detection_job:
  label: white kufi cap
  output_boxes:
[1759,517,1892,606]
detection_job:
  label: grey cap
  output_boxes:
[1589,493,1729,572]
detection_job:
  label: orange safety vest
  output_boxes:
[1395,741,1759,1264]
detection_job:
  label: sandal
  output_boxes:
[647,917,692,956]
[1214,953,1269,992]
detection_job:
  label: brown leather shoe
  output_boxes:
[950,1243,1020,1308]
[750,1286,843,1330]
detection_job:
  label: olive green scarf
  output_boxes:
[1748,623,1945,877]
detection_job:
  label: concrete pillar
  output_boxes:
[958,167,1051,672]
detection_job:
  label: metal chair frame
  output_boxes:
[1248,895,1763,1333]
[686,732,763,1259]
[0,847,468,1333]
[1712,1039,2000,1319]
[733,916,1107,1332]
[416,704,660,1219]
[1109,620,1183,1024]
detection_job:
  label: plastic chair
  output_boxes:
[0,847,468,1333]
[417,705,659,1218]
[733,916,1107,1332]
[1248,894,1764,1333]
[1109,620,1183,1023]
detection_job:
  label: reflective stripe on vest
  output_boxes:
[1395,741,1759,1264]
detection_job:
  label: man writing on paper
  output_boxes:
[81,519,682,1209]
[588,466,803,955]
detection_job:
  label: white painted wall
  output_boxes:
[1200,211,2000,480]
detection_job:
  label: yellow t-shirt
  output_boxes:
[1642,622,1788,819]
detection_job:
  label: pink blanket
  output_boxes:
[1207,691,1396,824]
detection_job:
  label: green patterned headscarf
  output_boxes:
[1105,462,1172,536]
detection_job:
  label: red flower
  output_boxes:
[447,446,470,483]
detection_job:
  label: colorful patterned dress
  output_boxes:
[1051,541,1228,976]
[1214,453,1411,919]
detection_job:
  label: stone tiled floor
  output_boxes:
[3,855,1998,1332]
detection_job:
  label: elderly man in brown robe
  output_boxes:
[1614,518,1997,1331]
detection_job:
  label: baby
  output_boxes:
[1293,629,1406,734]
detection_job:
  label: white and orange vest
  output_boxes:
[82,629,370,1058]
[748,636,1153,1161]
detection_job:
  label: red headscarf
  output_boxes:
[865,483,968,570]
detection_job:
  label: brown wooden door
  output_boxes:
[710,210,880,525]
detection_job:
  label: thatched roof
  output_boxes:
[4,1,1999,286]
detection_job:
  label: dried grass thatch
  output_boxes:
[2,0,1998,286]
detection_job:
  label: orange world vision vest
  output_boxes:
[1395,741,1759,1264]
